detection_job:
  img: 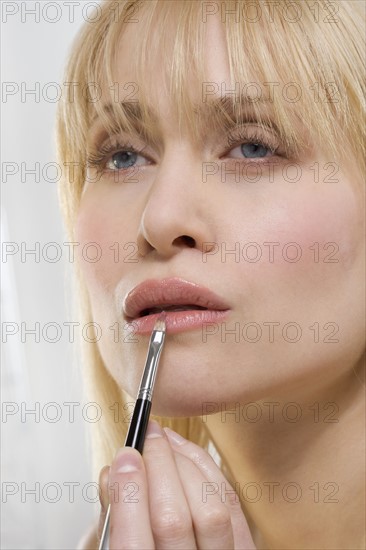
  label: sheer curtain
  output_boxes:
[1,2,99,548]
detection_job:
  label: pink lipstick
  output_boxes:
[123,277,230,335]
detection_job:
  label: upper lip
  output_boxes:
[123,277,230,320]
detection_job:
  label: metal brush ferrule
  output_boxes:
[137,328,166,400]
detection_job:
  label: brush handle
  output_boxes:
[125,398,152,452]
[98,511,110,550]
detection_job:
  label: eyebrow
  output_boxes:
[90,101,145,127]
[197,94,273,116]
[194,94,277,130]
[89,93,278,137]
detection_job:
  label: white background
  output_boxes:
[1,1,103,548]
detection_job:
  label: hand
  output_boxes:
[98,420,257,549]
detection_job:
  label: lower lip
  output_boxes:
[126,309,231,335]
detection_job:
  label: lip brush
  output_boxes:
[98,311,167,550]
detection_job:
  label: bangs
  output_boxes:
[227,0,365,165]
[58,0,365,220]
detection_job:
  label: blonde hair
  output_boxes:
[55,0,365,484]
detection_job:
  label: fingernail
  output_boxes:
[114,448,141,474]
[145,420,164,439]
[164,427,186,446]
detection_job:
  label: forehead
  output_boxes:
[99,9,283,142]
[113,10,231,116]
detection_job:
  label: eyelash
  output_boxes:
[86,141,148,170]
[86,128,286,174]
[223,128,285,158]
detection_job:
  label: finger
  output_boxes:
[143,420,197,549]
[172,450,235,549]
[164,428,257,550]
[99,465,110,510]
[108,446,154,550]
[97,465,110,543]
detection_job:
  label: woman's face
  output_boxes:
[75,13,365,416]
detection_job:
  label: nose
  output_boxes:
[136,144,216,259]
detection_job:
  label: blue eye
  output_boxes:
[241,142,271,158]
[104,147,150,171]
[109,151,138,170]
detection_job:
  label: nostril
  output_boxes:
[174,235,195,248]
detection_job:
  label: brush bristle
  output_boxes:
[153,311,167,332]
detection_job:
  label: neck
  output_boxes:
[205,358,365,549]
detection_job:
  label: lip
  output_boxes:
[123,277,231,335]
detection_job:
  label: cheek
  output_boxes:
[276,186,362,270]
[74,194,135,291]
[236,177,363,275]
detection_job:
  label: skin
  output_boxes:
[75,11,365,550]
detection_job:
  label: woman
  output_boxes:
[56,0,365,548]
